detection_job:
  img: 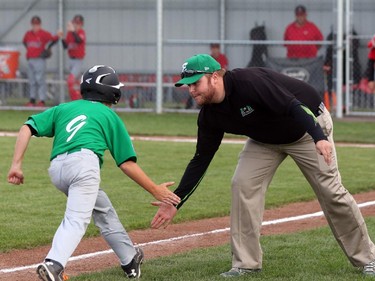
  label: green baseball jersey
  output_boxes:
[25,99,136,167]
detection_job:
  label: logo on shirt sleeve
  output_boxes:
[240,105,254,117]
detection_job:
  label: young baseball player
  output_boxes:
[7,65,180,281]
[151,54,375,277]
[61,14,86,100]
[23,16,61,107]
[366,34,375,92]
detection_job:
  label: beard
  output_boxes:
[194,76,216,106]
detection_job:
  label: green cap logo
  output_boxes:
[175,54,221,87]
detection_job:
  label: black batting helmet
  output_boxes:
[80,65,124,104]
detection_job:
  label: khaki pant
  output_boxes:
[230,108,375,269]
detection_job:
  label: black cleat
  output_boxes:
[36,259,68,281]
[121,247,144,278]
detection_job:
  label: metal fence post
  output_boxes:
[336,0,344,118]
[58,0,65,104]
[345,0,354,116]
[156,0,163,114]
[220,0,226,53]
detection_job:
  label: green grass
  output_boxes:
[1,111,375,280]
[0,110,199,137]
[1,135,375,252]
[1,110,375,142]
[69,218,375,280]
[333,120,375,143]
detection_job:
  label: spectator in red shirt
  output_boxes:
[283,5,323,59]
[366,34,375,92]
[210,43,229,70]
[61,14,86,100]
[23,16,61,107]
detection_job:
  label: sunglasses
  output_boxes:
[181,70,213,79]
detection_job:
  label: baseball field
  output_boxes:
[1,110,375,280]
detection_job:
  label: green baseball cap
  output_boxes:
[175,54,221,87]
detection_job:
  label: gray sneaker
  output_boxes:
[36,259,68,281]
[363,260,375,276]
[121,247,144,278]
[220,267,261,277]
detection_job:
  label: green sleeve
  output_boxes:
[107,114,137,166]
[24,107,57,137]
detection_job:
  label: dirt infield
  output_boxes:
[1,191,375,281]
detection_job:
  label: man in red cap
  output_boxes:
[61,14,86,100]
[283,5,323,58]
[23,16,61,107]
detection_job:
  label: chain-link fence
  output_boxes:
[344,35,373,115]
[0,0,374,116]
[346,0,375,116]
[0,75,188,111]
[0,77,63,107]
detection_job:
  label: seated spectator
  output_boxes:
[284,5,323,59]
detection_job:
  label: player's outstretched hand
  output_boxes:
[316,140,333,166]
[151,201,177,229]
[7,166,24,185]
[154,182,180,206]
[119,161,180,205]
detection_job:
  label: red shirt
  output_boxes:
[65,29,86,59]
[284,21,323,58]
[367,35,375,60]
[212,53,229,69]
[23,29,58,59]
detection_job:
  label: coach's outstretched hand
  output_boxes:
[151,201,177,229]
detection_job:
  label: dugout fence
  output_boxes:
[0,0,374,117]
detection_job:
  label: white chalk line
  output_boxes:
[2,132,375,148]
[2,200,375,274]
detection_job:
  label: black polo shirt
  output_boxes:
[175,67,325,208]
